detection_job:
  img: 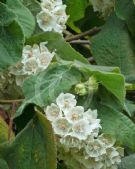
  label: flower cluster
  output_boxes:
[37,0,68,34]
[44,93,124,169]
[21,42,55,75]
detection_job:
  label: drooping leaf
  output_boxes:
[26,31,88,63]
[98,104,135,151]
[7,0,35,37]
[1,111,57,169]
[0,4,24,71]
[119,154,135,169]
[91,14,135,77]
[0,21,24,70]
[0,117,14,144]
[115,0,135,37]
[73,61,125,105]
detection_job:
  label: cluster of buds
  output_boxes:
[75,76,99,96]
[37,0,68,34]
[44,93,124,169]
[21,42,55,75]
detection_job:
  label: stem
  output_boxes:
[65,27,101,42]
[0,99,24,104]
[70,40,90,45]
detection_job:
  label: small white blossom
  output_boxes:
[52,117,71,136]
[65,106,84,123]
[70,119,92,140]
[21,43,55,75]
[45,103,62,122]
[85,139,106,157]
[36,11,56,32]
[84,109,101,132]
[56,93,77,113]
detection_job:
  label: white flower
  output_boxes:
[36,11,56,32]
[52,117,71,136]
[70,119,91,140]
[21,43,55,75]
[23,57,38,75]
[37,0,68,34]
[103,147,122,168]
[84,109,101,131]
[98,134,116,148]
[85,139,106,157]
[41,1,54,11]
[45,103,62,122]
[65,106,84,123]
[56,93,77,113]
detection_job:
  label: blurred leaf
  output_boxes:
[119,154,135,169]
[99,104,135,151]
[115,0,135,37]
[22,0,41,16]
[0,159,9,169]
[7,0,35,37]
[91,14,135,76]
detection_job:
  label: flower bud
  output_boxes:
[87,76,98,93]
[75,83,88,96]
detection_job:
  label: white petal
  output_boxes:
[45,103,61,121]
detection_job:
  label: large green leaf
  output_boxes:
[98,104,135,151]
[91,14,135,77]
[0,3,24,70]
[115,0,135,37]
[23,64,81,106]
[119,154,135,169]
[0,111,57,169]
[7,0,35,37]
[26,32,88,63]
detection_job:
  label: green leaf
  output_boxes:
[119,154,135,169]
[0,159,9,169]
[73,61,125,105]
[26,32,88,63]
[115,0,135,37]
[91,14,135,76]
[98,104,135,151]
[0,20,24,70]
[0,117,14,144]
[63,0,88,32]
[7,0,35,37]
[0,2,16,26]
[23,64,81,106]
[1,111,57,169]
